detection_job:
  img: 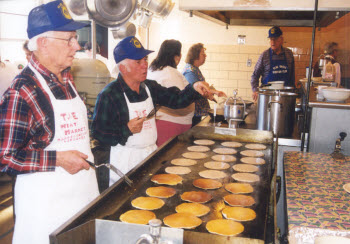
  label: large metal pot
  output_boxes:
[256,90,298,137]
[86,0,137,27]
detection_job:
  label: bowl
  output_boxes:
[322,87,350,102]
[268,81,284,89]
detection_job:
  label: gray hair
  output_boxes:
[117,59,131,72]
[27,31,54,51]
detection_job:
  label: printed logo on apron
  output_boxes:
[262,48,290,85]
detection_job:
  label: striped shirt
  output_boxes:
[251,47,295,92]
[0,56,76,175]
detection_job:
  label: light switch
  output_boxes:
[238,35,246,45]
[247,58,252,67]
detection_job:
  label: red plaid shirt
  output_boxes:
[0,56,77,175]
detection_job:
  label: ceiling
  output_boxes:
[190,10,349,27]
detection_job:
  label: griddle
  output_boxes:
[51,126,275,244]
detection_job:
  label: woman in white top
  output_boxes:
[147,40,194,146]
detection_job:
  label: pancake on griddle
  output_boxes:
[175,202,210,217]
[232,164,259,173]
[206,219,244,236]
[225,183,254,194]
[204,161,230,170]
[211,154,236,162]
[165,166,191,175]
[120,210,156,225]
[213,148,237,155]
[163,213,202,229]
[221,141,242,148]
[199,170,227,179]
[182,152,207,159]
[223,194,255,207]
[232,172,260,183]
[240,150,264,157]
[131,197,165,210]
[151,174,183,185]
[240,157,266,165]
[146,186,176,198]
[171,158,197,166]
[187,145,210,152]
[193,139,215,146]
[245,143,266,150]
[193,178,222,190]
[181,191,212,203]
[222,206,256,221]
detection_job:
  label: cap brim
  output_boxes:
[129,49,154,60]
[55,21,89,32]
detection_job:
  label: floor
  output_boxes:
[0,174,14,244]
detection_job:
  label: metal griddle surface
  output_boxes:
[105,137,272,240]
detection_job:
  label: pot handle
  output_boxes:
[268,100,283,112]
[237,96,246,115]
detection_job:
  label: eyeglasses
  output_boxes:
[45,35,79,47]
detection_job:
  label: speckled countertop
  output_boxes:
[284,151,350,230]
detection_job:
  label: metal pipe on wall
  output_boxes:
[301,0,319,151]
[91,19,97,59]
[146,27,150,49]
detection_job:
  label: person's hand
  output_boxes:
[56,150,90,174]
[252,91,258,102]
[210,89,227,98]
[127,117,145,134]
[193,81,214,100]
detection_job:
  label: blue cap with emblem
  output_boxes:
[113,36,154,64]
[27,0,88,39]
[268,26,283,38]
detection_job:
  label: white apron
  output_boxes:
[109,85,157,186]
[12,64,99,244]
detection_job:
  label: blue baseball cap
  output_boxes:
[268,26,283,38]
[27,0,88,39]
[113,36,154,64]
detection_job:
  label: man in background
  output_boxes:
[250,26,295,101]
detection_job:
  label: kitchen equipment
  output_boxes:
[322,87,350,102]
[86,0,137,27]
[111,22,136,39]
[145,105,160,120]
[71,59,111,106]
[52,126,275,243]
[140,0,175,18]
[224,90,246,128]
[86,160,133,186]
[322,56,336,82]
[259,86,295,92]
[257,90,298,137]
[330,132,347,160]
[68,0,87,16]
[268,81,284,89]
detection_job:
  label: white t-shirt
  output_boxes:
[0,62,18,97]
[147,66,195,125]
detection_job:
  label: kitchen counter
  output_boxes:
[303,83,350,109]
[284,151,350,232]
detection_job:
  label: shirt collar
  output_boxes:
[30,55,71,84]
[271,46,285,55]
